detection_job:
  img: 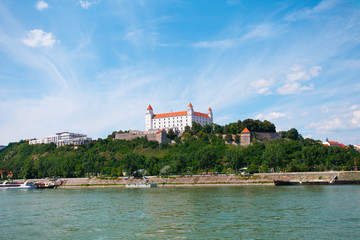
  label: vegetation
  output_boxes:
[0,120,359,179]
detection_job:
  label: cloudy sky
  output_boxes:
[0,0,360,145]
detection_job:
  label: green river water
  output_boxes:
[1,186,360,239]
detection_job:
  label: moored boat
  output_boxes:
[126,183,157,188]
[35,181,58,189]
[0,180,37,189]
[274,179,360,186]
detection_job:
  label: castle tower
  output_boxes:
[240,128,251,146]
[187,103,194,127]
[208,107,213,123]
[145,104,154,131]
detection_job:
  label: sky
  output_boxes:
[0,0,360,145]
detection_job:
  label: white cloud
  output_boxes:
[285,0,339,21]
[21,29,56,47]
[286,65,322,82]
[321,106,330,113]
[350,110,360,127]
[350,105,359,110]
[35,1,49,11]
[309,118,343,132]
[249,78,274,95]
[276,64,320,94]
[309,66,322,77]
[79,0,98,9]
[193,39,236,49]
[286,70,310,81]
[242,24,275,40]
[256,112,287,121]
[277,82,313,95]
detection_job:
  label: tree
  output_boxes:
[226,147,243,173]
[225,134,233,143]
[262,144,286,169]
[167,129,176,140]
[287,128,299,140]
[172,154,188,174]
[235,135,241,144]
[191,122,202,135]
[197,146,217,173]
[213,124,223,134]
[121,152,143,176]
[202,124,213,134]
[184,126,191,134]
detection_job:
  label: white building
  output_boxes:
[145,103,213,131]
[29,132,92,147]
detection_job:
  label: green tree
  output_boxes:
[262,144,286,169]
[226,147,243,173]
[197,146,217,173]
[121,152,143,176]
[287,128,299,140]
[225,134,233,143]
[235,135,240,144]
[172,154,188,174]
[167,129,177,140]
[191,122,202,135]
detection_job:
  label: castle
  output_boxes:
[145,103,213,131]
[114,103,282,145]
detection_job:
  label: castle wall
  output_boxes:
[115,130,170,144]
[254,132,282,141]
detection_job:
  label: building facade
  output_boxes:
[29,132,92,147]
[145,103,213,131]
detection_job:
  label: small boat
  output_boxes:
[0,180,37,189]
[35,181,58,189]
[274,180,300,186]
[126,176,157,188]
[126,183,157,188]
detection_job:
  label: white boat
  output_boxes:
[0,180,37,189]
[125,183,157,188]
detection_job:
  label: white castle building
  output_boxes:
[145,103,213,131]
[29,132,92,147]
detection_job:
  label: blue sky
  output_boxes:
[0,0,360,145]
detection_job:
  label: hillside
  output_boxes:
[1,121,359,179]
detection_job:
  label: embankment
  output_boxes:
[23,171,360,188]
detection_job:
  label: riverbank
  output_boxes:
[17,171,360,188]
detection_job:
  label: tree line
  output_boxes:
[1,125,359,179]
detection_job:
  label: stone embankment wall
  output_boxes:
[25,171,360,187]
[256,171,360,181]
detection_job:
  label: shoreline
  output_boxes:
[59,182,275,189]
[4,171,360,189]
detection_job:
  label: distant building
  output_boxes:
[322,141,346,148]
[145,103,213,131]
[354,145,360,151]
[29,132,92,147]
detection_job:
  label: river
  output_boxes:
[1,186,360,239]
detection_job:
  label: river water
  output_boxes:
[1,186,360,239]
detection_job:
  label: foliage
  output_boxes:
[1,122,359,179]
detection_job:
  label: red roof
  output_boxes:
[326,141,346,148]
[153,111,210,119]
[188,102,193,107]
[154,111,188,119]
[147,105,153,110]
[241,128,250,133]
[156,129,164,134]
[208,107,212,111]
[194,112,210,118]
